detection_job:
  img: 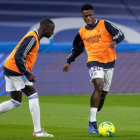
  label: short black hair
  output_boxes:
[40,18,54,27]
[81,3,93,12]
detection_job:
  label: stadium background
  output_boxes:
[0,0,140,95]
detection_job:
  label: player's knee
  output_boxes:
[95,85,103,94]
[11,99,21,108]
[94,81,103,94]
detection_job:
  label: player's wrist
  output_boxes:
[66,60,71,64]
[112,40,117,44]
[24,71,31,78]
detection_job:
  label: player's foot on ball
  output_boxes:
[32,129,54,137]
[88,120,98,134]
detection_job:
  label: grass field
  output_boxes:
[0,94,140,140]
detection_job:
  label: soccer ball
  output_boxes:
[98,122,115,137]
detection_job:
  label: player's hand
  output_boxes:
[63,63,70,72]
[27,73,37,82]
[110,41,117,49]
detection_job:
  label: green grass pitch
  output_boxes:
[0,94,140,140]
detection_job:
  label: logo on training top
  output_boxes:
[86,34,101,45]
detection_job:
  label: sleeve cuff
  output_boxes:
[112,39,118,44]
[66,59,71,64]
[24,71,31,78]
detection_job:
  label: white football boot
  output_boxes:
[32,129,54,137]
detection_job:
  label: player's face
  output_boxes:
[82,9,95,26]
[44,24,55,38]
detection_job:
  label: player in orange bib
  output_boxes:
[63,4,125,134]
[0,19,55,137]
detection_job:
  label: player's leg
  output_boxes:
[0,76,21,113]
[0,91,22,113]
[97,68,114,114]
[21,85,41,132]
[90,78,104,120]
[88,67,104,134]
[97,90,107,115]
[21,85,53,137]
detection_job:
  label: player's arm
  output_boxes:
[104,20,125,49]
[63,33,84,72]
[14,36,37,82]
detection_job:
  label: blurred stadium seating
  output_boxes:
[0,0,140,95]
[0,0,140,43]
